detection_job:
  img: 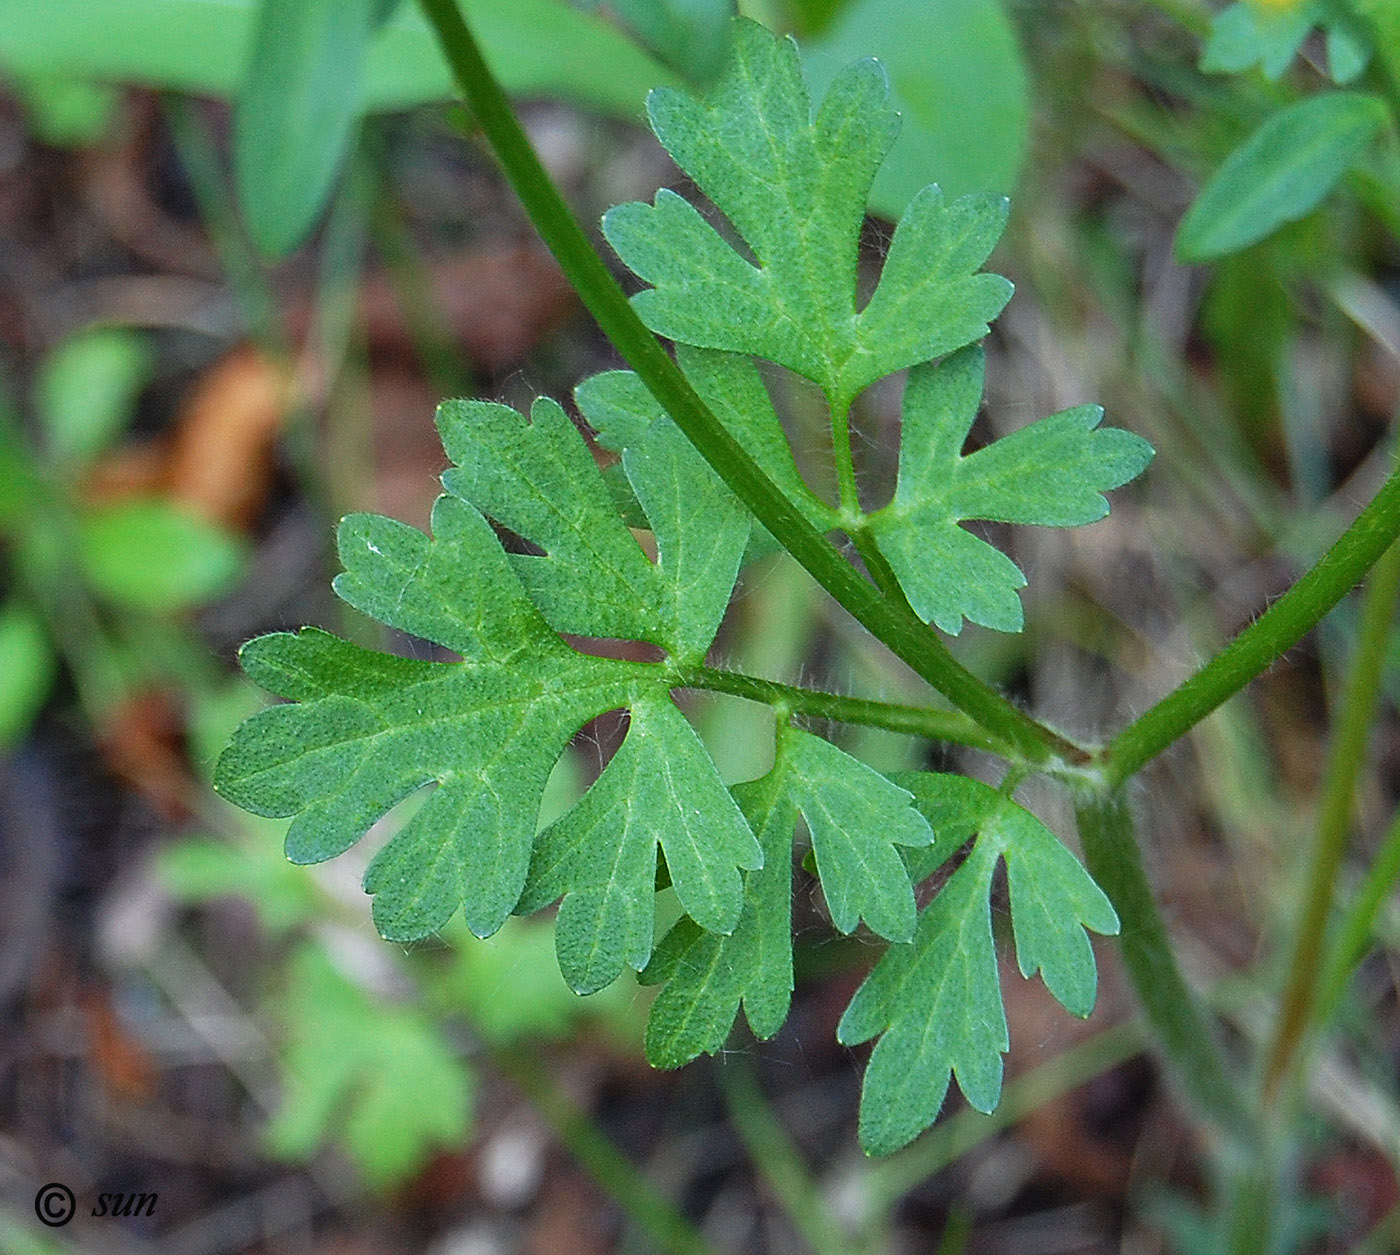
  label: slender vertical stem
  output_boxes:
[719,1060,876,1255]
[1261,537,1400,1099]
[1103,466,1400,785]
[1074,791,1257,1147]
[1316,801,1400,1023]
[492,1049,720,1255]
[413,0,1088,770]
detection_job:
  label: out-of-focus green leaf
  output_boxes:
[429,917,643,1045]
[78,499,246,612]
[1176,92,1389,263]
[0,599,55,747]
[158,828,322,933]
[233,0,390,257]
[0,419,41,533]
[588,0,734,84]
[36,326,150,465]
[266,943,472,1188]
[1201,1,1318,79]
[802,0,1030,215]
[1201,1,1371,84]
[0,0,674,116]
[10,74,119,146]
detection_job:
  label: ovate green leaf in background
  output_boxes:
[868,345,1153,633]
[0,0,673,115]
[78,499,246,612]
[1201,1,1372,84]
[9,73,119,147]
[802,0,1030,215]
[837,773,1119,1155]
[233,0,396,257]
[36,325,150,465]
[1201,1,1319,80]
[266,943,472,1188]
[588,0,735,85]
[0,599,55,748]
[1175,91,1389,263]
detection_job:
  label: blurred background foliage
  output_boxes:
[1,0,1399,1251]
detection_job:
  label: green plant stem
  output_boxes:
[491,1048,720,1255]
[1102,465,1400,786]
[673,664,1003,752]
[718,1059,875,1255]
[1317,801,1400,1023]
[1074,791,1257,1147]
[414,0,1087,771]
[829,399,861,520]
[1261,537,1400,1101]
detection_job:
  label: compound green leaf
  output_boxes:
[638,726,933,1062]
[266,943,472,1188]
[784,727,932,941]
[1175,91,1388,263]
[215,494,640,941]
[839,773,1119,1155]
[578,347,833,524]
[217,396,759,948]
[998,804,1121,1017]
[602,17,1013,408]
[639,763,798,1066]
[621,420,749,659]
[575,346,841,538]
[868,345,1153,634]
[439,396,661,642]
[518,691,761,994]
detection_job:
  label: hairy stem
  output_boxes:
[673,663,1003,751]
[1074,791,1257,1147]
[415,0,1087,770]
[1261,536,1400,1100]
[1103,465,1400,785]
